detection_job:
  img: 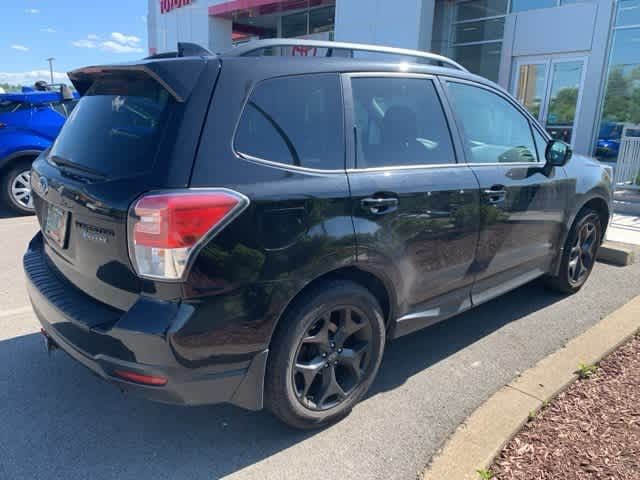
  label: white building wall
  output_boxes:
[334,0,425,50]
[499,0,615,156]
[149,0,218,53]
[149,1,438,54]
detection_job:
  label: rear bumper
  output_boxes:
[24,232,267,409]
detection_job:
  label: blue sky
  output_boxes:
[1,0,148,86]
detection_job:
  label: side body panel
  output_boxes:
[185,60,356,362]
[437,77,573,305]
[468,164,569,304]
[348,166,480,337]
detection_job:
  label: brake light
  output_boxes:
[128,189,249,280]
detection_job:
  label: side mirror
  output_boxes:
[545,140,572,167]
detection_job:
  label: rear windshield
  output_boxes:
[49,74,172,178]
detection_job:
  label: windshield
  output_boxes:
[49,74,172,178]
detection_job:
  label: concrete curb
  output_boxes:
[598,241,635,266]
[421,294,640,480]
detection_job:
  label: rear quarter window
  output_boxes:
[234,74,345,170]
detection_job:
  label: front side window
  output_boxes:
[234,74,344,170]
[350,77,455,168]
[446,82,538,163]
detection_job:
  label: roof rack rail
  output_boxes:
[224,39,468,72]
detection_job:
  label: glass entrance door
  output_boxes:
[513,57,586,145]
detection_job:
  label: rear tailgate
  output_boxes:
[30,57,220,311]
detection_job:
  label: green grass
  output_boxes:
[576,363,598,379]
[476,468,494,479]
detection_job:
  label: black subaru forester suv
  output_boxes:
[25,40,613,429]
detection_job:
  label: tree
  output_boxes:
[0,83,21,93]
[547,87,579,125]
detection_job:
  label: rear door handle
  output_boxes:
[361,197,399,215]
[483,186,506,204]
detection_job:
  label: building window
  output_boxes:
[511,0,591,12]
[436,0,508,82]
[594,0,640,161]
[453,43,503,82]
[455,0,508,21]
[231,2,335,44]
[511,0,556,12]
[615,0,640,26]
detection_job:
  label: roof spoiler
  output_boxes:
[68,55,211,103]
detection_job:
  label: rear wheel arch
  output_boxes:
[0,150,41,173]
[269,266,396,349]
[551,196,610,277]
[580,197,610,236]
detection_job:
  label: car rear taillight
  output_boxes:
[128,189,249,280]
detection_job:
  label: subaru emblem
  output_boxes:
[38,176,49,195]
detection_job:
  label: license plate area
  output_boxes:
[44,204,69,248]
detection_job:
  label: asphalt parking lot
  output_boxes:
[1,211,640,480]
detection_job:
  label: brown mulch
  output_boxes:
[491,333,640,480]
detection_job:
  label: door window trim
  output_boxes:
[231,72,348,175]
[341,72,464,172]
[438,76,548,166]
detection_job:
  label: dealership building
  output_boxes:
[147,0,640,162]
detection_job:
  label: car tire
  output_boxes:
[265,280,386,430]
[543,208,602,294]
[1,160,36,215]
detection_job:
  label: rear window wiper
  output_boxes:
[49,154,107,180]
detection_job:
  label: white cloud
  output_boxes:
[0,70,69,87]
[110,32,141,46]
[41,27,56,33]
[25,8,39,14]
[11,45,30,52]
[101,41,143,54]
[72,39,97,49]
[72,31,143,54]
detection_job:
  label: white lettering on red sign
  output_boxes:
[160,0,193,14]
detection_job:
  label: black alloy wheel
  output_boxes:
[543,208,602,294]
[292,306,373,411]
[568,219,598,286]
[265,280,385,429]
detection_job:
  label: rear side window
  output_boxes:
[50,74,172,178]
[234,74,344,170]
[350,77,455,168]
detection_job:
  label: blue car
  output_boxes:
[595,122,623,161]
[0,85,78,214]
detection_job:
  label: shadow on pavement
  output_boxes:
[0,207,31,219]
[0,281,564,480]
